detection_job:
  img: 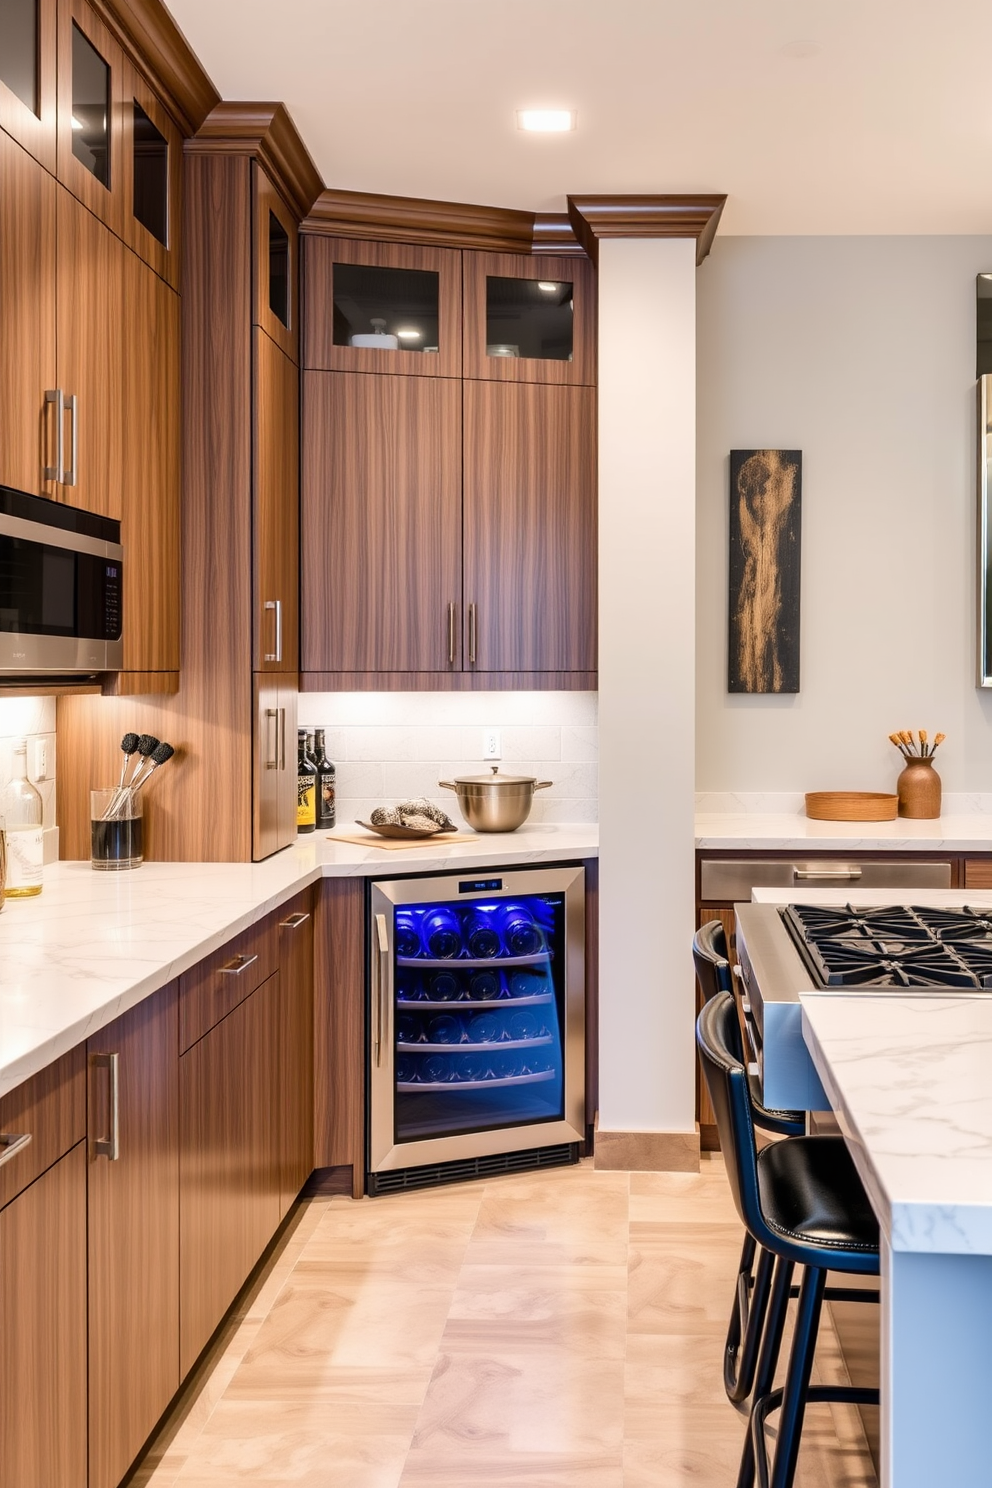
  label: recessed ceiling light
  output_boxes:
[516,109,575,133]
[537,282,558,293]
[396,328,421,340]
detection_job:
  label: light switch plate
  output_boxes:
[482,728,501,760]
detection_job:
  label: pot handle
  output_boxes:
[438,781,457,791]
[534,781,553,791]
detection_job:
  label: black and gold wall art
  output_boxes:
[728,448,802,694]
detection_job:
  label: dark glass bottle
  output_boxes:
[497,902,544,957]
[395,909,422,958]
[463,908,500,958]
[296,728,317,834]
[313,728,336,829]
[422,906,462,959]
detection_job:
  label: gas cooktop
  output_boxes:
[781,904,992,989]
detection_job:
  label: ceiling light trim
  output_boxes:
[566,193,728,266]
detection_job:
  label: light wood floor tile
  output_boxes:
[132,1158,877,1488]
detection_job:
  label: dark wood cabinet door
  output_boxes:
[275,894,315,1211]
[253,675,298,860]
[463,380,597,672]
[0,130,57,496]
[302,370,463,673]
[56,184,123,517]
[87,983,180,1488]
[122,57,182,292]
[121,250,180,674]
[0,0,57,170]
[462,251,596,386]
[179,977,281,1375]
[254,164,298,363]
[0,1142,87,1488]
[255,327,300,673]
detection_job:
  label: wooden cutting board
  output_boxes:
[328,830,479,851]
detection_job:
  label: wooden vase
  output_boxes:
[897,757,941,819]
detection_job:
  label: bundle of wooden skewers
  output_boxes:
[888,729,946,761]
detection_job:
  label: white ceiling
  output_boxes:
[166,0,992,235]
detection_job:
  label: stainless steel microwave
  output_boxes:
[0,486,123,676]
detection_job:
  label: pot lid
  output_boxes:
[448,766,539,787]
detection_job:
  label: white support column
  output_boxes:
[594,236,700,1169]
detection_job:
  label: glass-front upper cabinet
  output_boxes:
[57,0,124,234]
[303,236,462,378]
[463,251,595,385]
[254,163,299,362]
[124,59,181,289]
[0,0,57,169]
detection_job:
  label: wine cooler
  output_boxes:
[367,865,585,1194]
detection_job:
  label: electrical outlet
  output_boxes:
[32,737,48,781]
[482,728,501,760]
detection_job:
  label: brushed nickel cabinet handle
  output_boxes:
[793,866,862,881]
[468,602,477,664]
[93,1051,120,1161]
[64,393,78,487]
[263,599,283,663]
[0,1132,32,1168]
[219,952,259,975]
[279,707,286,770]
[44,389,64,482]
[447,601,456,665]
[374,912,389,1068]
[279,911,310,930]
[264,707,279,768]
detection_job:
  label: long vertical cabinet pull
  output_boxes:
[264,599,283,663]
[264,707,279,768]
[374,912,389,1067]
[278,707,286,770]
[44,389,64,482]
[468,602,477,664]
[64,394,78,487]
[447,601,457,664]
[92,1051,120,1160]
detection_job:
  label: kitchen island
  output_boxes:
[0,822,598,1098]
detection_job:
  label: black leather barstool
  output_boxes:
[692,922,805,1403]
[696,993,879,1488]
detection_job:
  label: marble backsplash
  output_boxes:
[0,697,58,861]
[297,692,598,826]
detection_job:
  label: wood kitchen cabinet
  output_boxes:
[462,250,596,386]
[253,674,298,859]
[0,0,57,171]
[463,380,597,674]
[0,128,57,497]
[123,57,182,291]
[255,326,300,674]
[87,982,180,1488]
[56,0,125,236]
[275,890,315,1211]
[302,370,463,675]
[0,1047,87,1488]
[254,162,299,361]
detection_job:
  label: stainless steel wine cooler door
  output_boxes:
[368,866,585,1176]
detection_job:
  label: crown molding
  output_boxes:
[531,213,584,255]
[94,0,218,135]
[303,189,541,253]
[566,193,727,266]
[187,102,324,220]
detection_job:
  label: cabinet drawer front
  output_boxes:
[180,921,277,1053]
[965,860,992,890]
[0,1045,86,1211]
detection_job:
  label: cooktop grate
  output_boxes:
[781,904,992,989]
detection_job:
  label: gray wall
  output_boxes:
[696,234,992,796]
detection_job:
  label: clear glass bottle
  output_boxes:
[3,740,43,897]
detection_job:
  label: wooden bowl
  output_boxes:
[804,792,898,822]
[356,820,449,840]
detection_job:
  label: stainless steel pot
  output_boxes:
[438,767,552,832]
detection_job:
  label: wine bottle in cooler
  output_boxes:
[496,901,544,956]
[3,740,43,898]
[422,905,462,958]
[395,909,422,958]
[463,907,500,958]
[313,728,336,829]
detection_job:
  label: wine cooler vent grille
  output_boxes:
[367,1142,579,1196]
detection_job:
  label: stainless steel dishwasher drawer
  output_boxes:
[700,858,952,900]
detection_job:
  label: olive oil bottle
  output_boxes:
[297,728,317,834]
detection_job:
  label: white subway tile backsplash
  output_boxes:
[298,691,598,824]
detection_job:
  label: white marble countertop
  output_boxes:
[0,822,597,1099]
[696,811,992,851]
[800,991,992,1255]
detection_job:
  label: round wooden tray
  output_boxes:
[804,791,898,822]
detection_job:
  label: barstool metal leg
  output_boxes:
[735,1253,794,1488]
[726,1239,773,1404]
